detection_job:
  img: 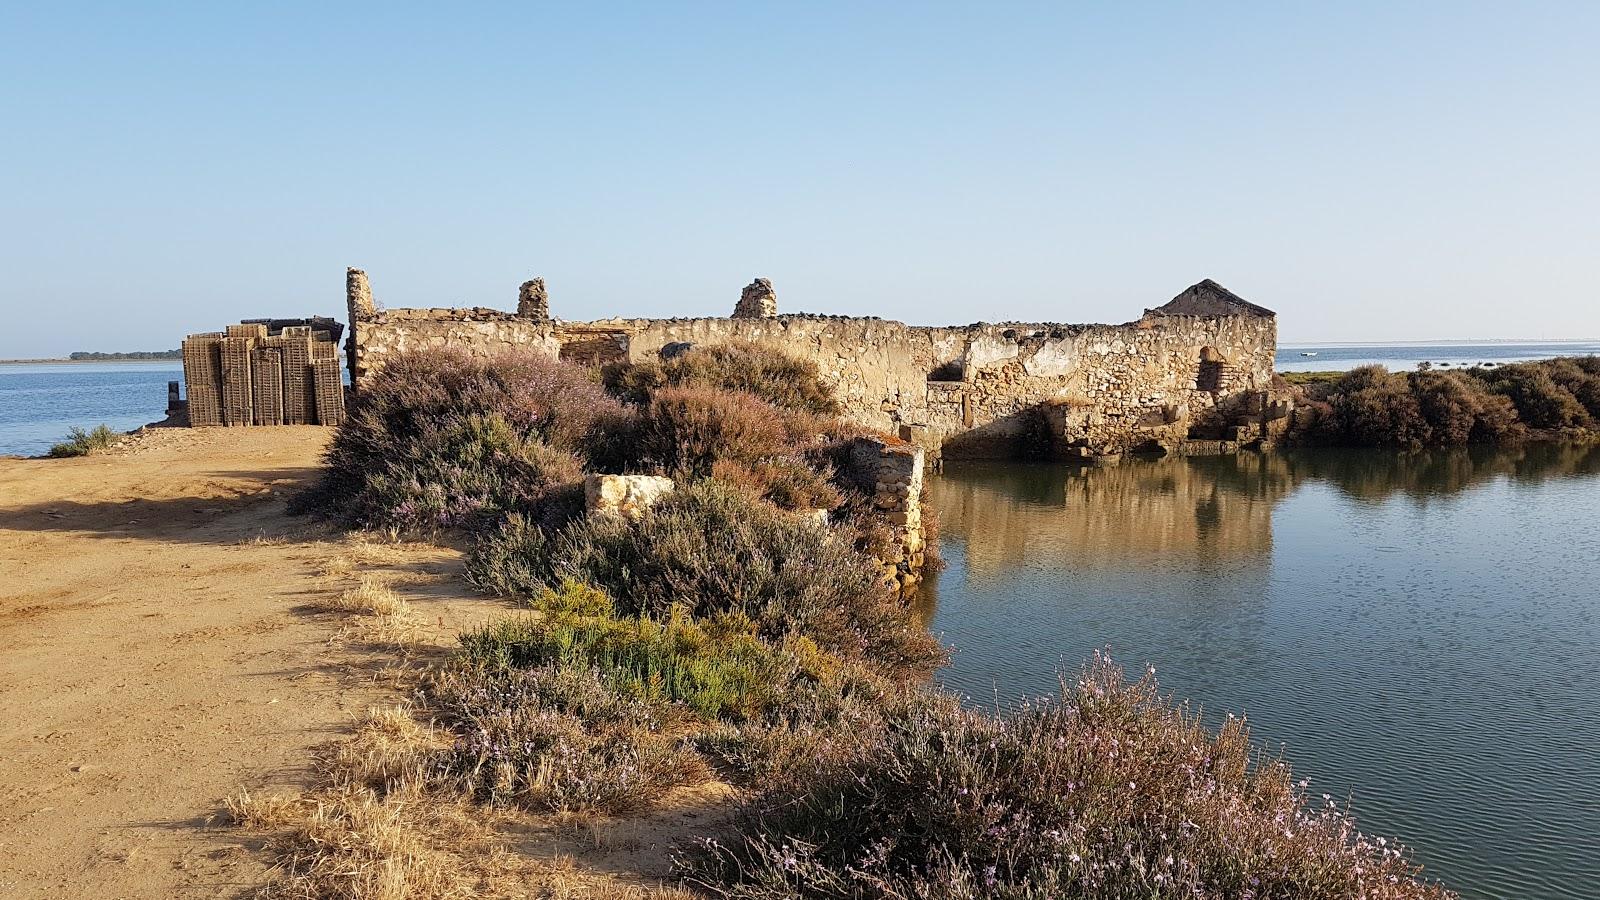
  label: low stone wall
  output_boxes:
[845,439,928,591]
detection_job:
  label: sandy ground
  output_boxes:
[0,427,369,898]
[0,426,733,899]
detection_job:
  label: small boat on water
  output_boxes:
[1300,351,1319,357]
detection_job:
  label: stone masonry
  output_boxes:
[584,474,675,521]
[517,278,550,321]
[344,271,1280,459]
[850,439,927,591]
[731,278,778,319]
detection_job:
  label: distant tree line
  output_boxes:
[68,349,181,360]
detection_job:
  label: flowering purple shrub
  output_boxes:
[297,349,626,532]
[428,663,707,813]
[679,653,1452,900]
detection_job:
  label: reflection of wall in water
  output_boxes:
[930,454,1296,580]
[929,444,1599,584]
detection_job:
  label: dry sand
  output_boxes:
[0,427,723,899]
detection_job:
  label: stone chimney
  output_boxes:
[732,278,778,319]
[517,278,549,320]
[346,267,375,321]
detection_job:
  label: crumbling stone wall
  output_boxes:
[344,272,1278,458]
[517,278,549,321]
[854,440,927,591]
[732,278,778,318]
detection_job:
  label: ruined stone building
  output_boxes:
[344,270,1285,460]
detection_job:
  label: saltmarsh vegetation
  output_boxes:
[271,344,1452,898]
[46,423,119,457]
[1289,356,1600,450]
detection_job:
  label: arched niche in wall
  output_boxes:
[1197,346,1228,392]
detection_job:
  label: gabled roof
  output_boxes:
[1148,279,1275,318]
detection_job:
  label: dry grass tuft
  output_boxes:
[330,706,449,791]
[330,578,410,617]
[229,784,471,900]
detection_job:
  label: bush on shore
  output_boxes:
[296,350,624,532]
[47,424,118,457]
[1471,362,1592,430]
[679,653,1450,900]
[1286,362,1600,449]
[468,479,945,680]
[603,341,840,416]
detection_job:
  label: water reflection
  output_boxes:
[921,443,1600,900]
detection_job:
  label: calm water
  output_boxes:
[0,362,180,456]
[919,447,1600,900]
[1276,341,1600,373]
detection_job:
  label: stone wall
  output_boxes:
[842,439,928,591]
[345,273,1279,458]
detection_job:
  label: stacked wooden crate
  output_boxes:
[181,332,224,427]
[312,355,346,426]
[280,326,314,425]
[252,342,286,426]
[180,321,345,427]
[220,324,264,427]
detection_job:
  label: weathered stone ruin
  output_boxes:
[732,277,779,319]
[341,269,1289,589]
[517,278,550,321]
[344,270,1288,462]
[584,474,675,521]
[182,319,345,427]
[847,438,928,591]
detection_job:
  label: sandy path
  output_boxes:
[0,427,380,899]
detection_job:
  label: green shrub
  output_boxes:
[298,350,625,532]
[604,342,839,415]
[1540,359,1600,420]
[679,654,1450,900]
[1294,365,1527,449]
[1470,362,1589,430]
[459,593,862,722]
[47,424,118,458]
[446,579,895,796]
[468,480,944,680]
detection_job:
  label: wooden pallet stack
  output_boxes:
[179,320,345,427]
[252,343,285,426]
[280,326,314,426]
[181,332,225,427]
[312,356,346,426]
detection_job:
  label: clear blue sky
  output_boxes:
[2,2,1597,357]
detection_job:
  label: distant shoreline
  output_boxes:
[0,358,183,365]
[1280,339,1600,348]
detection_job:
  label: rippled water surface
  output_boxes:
[0,362,180,456]
[919,447,1600,900]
